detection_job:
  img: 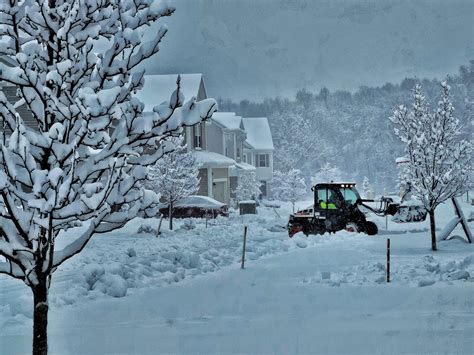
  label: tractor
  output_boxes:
[287,182,426,237]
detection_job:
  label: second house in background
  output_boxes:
[242,117,274,197]
[207,112,256,200]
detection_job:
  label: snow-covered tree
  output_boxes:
[235,171,262,202]
[147,136,200,230]
[311,162,343,185]
[270,108,333,179]
[273,169,307,212]
[362,176,373,198]
[0,1,217,354]
[390,82,472,251]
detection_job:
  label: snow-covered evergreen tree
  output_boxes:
[273,169,307,212]
[147,136,200,230]
[362,176,372,198]
[395,157,412,200]
[0,1,216,353]
[390,82,472,251]
[235,171,262,202]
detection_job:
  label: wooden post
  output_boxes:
[156,215,163,238]
[385,215,388,230]
[387,238,390,283]
[241,226,248,269]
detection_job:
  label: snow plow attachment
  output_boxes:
[359,198,427,223]
[390,203,427,223]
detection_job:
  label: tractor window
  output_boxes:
[340,188,358,205]
[316,189,338,209]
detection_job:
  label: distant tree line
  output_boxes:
[218,61,474,193]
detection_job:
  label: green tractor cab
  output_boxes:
[288,182,408,237]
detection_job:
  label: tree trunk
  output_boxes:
[429,209,437,251]
[169,202,173,230]
[32,281,49,355]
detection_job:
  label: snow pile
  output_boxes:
[306,253,473,288]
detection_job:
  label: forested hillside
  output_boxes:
[219,61,474,193]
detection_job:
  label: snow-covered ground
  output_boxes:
[1,199,473,354]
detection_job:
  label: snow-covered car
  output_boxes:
[159,195,229,219]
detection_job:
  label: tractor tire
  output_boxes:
[364,221,378,235]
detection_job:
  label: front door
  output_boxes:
[213,181,226,203]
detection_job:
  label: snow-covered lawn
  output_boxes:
[1,200,473,354]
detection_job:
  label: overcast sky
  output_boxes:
[143,0,474,102]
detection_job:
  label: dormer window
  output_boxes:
[194,123,202,149]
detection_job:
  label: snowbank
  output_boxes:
[1,199,472,327]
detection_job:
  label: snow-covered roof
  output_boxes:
[136,74,205,111]
[242,117,274,151]
[396,156,409,164]
[192,150,236,168]
[235,162,256,171]
[212,112,243,130]
[229,162,256,175]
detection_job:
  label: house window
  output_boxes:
[236,147,241,160]
[243,154,247,163]
[257,154,269,168]
[194,123,202,148]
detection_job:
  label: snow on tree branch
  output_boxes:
[0,0,217,286]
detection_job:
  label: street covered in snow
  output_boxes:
[0,1,473,354]
[1,200,473,354]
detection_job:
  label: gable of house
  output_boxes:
[242,117,274,151]
[135,73,205,111]
[211,112,242,131]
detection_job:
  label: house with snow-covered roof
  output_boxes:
[242,117,274,197]
[207,112,256,201]
[136,74,235,204]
